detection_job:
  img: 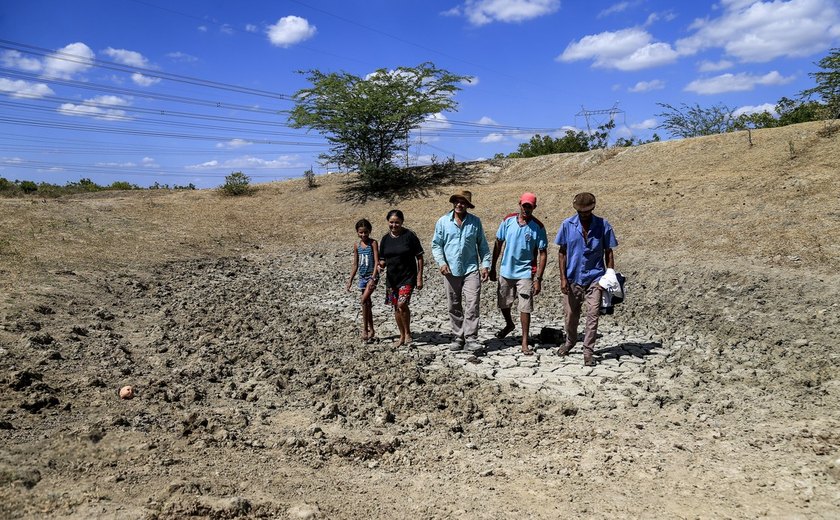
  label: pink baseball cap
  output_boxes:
[519,192,537,207]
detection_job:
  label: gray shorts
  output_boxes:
[497,276,533,313]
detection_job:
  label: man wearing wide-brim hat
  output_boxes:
[554,192,618,366]
[431,190,491,352]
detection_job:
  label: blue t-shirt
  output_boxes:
[554,214,618,286]
[495,214,547,279]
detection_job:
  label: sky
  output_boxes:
[1,0,838,189]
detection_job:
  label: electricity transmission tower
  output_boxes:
[575,102,625,133]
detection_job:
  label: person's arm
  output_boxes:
[605,248,614,270]
[558,246,569,295]
[533,248,547,296]
[431,219,450,275]
[489,239,503,282]
[477,221,491,281]
[371,239,381,282]
[347,244,358,292]
[416,254,424,290]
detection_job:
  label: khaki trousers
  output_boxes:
[444,270,481,341]
[563,281,602,352]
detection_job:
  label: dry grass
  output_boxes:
[1,120,838,297]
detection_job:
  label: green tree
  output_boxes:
[508,130,590,158]
[18,180,37,194]
[220,171,252,196]
[800,47,840,119]
[289,62,468,175]
[656,102,736,138]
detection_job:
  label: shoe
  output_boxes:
[583,348,595,366]
[556,345,572,357]
[465,339,484,354]
[448,341,465,352]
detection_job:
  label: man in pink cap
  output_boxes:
[489,192,548,355]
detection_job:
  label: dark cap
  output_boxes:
[573,192,596,212]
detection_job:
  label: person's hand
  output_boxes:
[560,278,569,295]
[489,267,497,282]
[440,264,451,275]
[533,278,542,296]
[480,268,489,282]
[416,276,424,290]
[346,281,352,292]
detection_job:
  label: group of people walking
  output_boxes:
[346,190,618,367]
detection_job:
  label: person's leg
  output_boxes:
[462,271,481,341]
[582,283,602,365]
[520,312,531,353]
[393,308,405,347]
[496,278,516,338]
[399,303,412,344]
[362,282,376,340]
[444,273,465,344]
[516,278,534,354]
[560,285,584,354]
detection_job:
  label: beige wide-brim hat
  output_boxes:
[573,192,596,212]
[449,190,475,208]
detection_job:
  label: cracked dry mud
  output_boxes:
[1,122,839,518]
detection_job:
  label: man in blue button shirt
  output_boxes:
[555,192,618,366]
[431,190,491,352]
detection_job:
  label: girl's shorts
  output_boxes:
[359,274,376,291]
[385,284,413,306]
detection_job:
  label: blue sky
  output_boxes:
[1,0,838,188]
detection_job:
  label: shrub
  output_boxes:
[304,168,317,189]
[18,180,37,194]
[220,171,252,196]
[108,181,140,190]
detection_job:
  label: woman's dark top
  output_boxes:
[379,229,424,288]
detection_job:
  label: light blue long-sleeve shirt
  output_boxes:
[431,210,491,277]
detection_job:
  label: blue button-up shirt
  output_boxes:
[554,214,618,286]
[431,210,491,277]
[496,214,548,279]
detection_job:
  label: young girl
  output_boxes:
[346,218,380,343]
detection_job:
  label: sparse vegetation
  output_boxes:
[0,177,195,198]
[304,167,317,189]
[219,171,253,196]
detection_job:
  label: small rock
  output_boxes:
[479,469,494,477]
[288,502,321,519]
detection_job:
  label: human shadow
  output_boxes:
[595,341,662,361]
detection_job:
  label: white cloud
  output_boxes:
[103,47,148,67]
[628,79,665,92]
[420,113,452,131]
[267,16,317,47]
[131,73,160,86]
[456,0,561,26]
[481,133,506,143]
[141,157,160,168]
[43,42,94,79]
[476,116,499,125]
[0,78,54,99]
[57,95,131,120]
[558,28,678,70]
[216,139,252,149]
[198,25,208,32]
[677,0,840,62]
[103,48,161,86]
[599,2,630,18]
[96,161,137,167]
[733,102,776,116]
[167,51,198,63]
[220,24,234,35]
[1,50,42,72]
[245,24,259,33]
[685,70,795,94]
[697,59,734,72]
[186,155,301,170]
[630,118,657,129]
